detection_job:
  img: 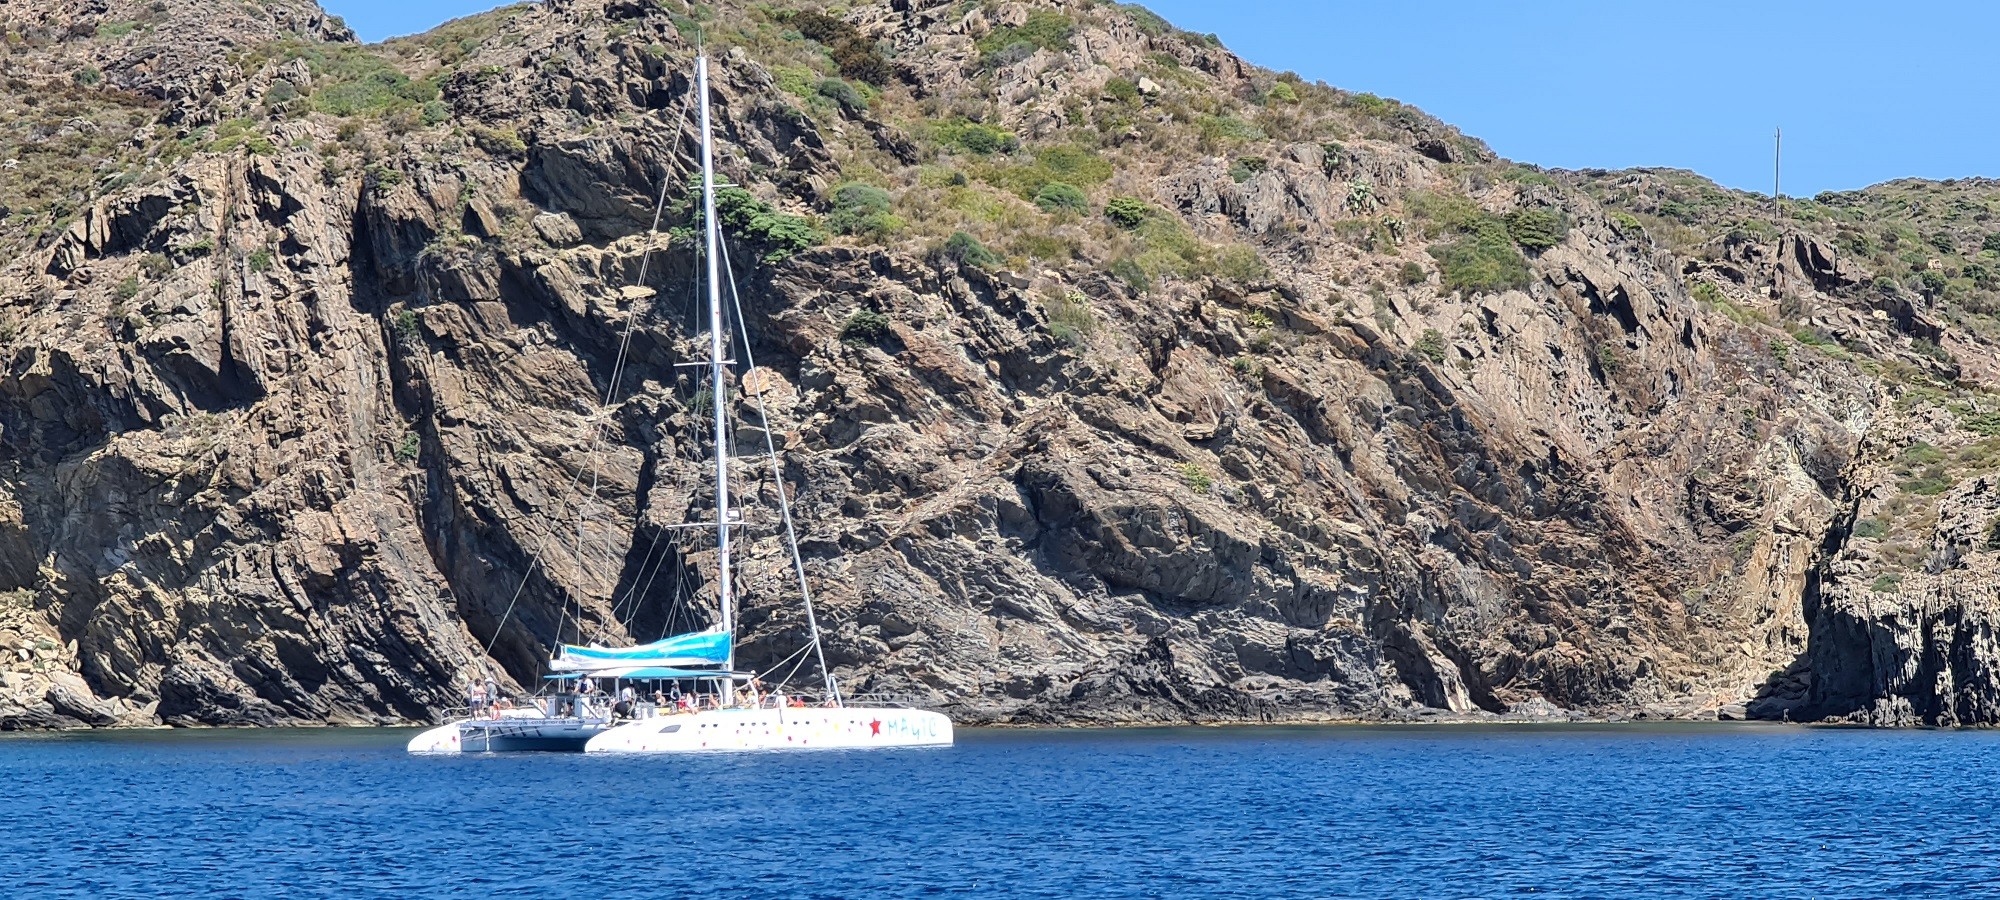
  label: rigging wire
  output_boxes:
[576,88,699,646]
[716,232,843,704]
[480,85,698,664]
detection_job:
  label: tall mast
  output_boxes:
[697,54,734,670]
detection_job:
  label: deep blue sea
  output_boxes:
[5,723,1997,898]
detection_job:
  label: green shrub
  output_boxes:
[1505,209,1566,252]
[816,78,867,114]
[978,146,1114,202]
[73,66,102,86]
[1194,114,1264,145]
[471,126,527,156]
[1429,222,1532,295]
[673,182,822,263]
[1912,337,1953,367]
[1046,289,1095,345]
[247,249,274,272]
[984,42,1037,68]
[1344,92,1393,117]
[827,182,900,237]
[1228,156,1268,183]
[1414,328,1446,362]
[1902,466,1953,496]
[1105,196,1151,229]
[1033,181,1088,214]
[940,231,999,269]
[1110,257,1149,293]
[1962,409,2000,437]
[831,41,894,85]
[1013,233,1074,262]
[1853,518,1887,539]
[420,100,449,126]
[1118,213,1209,287]
[115,277,140,302]
[790,11,894,85]
[1104,78,1139,103]
[1215,245,1267,282]
[1899,441,1947,467]
[1398,261,1427,285]
[265,80,301,108]
[1036,145,1114,185]
[976,10,1075,64]
[208,119,276,156]
[288,43,440,118]
[1986,516,2000,551]
[1405,191,1492,237]
[840,309,892,345]
[1179,462,1212,494]
[390,307,421,342]
[394,431,421,462]
[1596,344,1624,375]
[936,121,1018,155]
[1985,233,2000,254]
[139,253,173,280]
[1871,573,1903,593]
[1265,82,1298,104]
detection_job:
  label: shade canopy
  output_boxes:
[548,629,731,673]
[542,667,747,680]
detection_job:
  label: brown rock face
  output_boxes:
[0,0,1996,728]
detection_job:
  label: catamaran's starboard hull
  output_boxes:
[407,717,614,753]
[584,707,952,753]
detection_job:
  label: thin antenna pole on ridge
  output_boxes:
[1772,126,1785,299]
[1773,127,1782,220]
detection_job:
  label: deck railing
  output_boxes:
[443,689,932,724]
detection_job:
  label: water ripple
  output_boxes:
[3,723,1998,898]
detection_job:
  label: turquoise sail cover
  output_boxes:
[550,629,731,672]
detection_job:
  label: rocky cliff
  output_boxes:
[3,0,1998,728]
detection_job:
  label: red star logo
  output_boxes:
[869,719,882,735]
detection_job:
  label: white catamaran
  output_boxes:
[408,52,951,754]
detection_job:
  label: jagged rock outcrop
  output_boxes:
[3,0,2000,728]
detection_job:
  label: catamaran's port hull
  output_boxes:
[585,707,952,752]
[406,717,614,753]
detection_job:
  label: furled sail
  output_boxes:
[549,629,732,672]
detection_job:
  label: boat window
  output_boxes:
[657,724,681,734]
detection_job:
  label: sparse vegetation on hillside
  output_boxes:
[976,10,1076,66]
[939,231,999,269]
[15,0,2000,733]
[673,182,821,263]
[788,10,894,85]
[1429,222,1531,296]
[840,309,892,345]
[828,183,901,238]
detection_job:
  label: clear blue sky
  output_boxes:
[326,1,1998,196]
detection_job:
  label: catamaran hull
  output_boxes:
[584,707,952,753]
[407,717,614,753]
